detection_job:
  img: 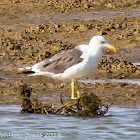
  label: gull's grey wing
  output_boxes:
[34,48,83,74]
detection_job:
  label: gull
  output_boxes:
[19,35,116,99]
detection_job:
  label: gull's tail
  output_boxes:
[17,67,54,77]
[17,66,34,74]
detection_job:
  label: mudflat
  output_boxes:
[0,0,140,107]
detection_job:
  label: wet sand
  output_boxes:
[0,0,140,107]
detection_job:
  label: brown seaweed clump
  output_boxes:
[19,82,108,116]
[55,92,108,116]
[18,82,52,114]
[18,83,33,113]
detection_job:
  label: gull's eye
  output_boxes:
[100,41,105,44]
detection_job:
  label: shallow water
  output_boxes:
[52,8,140,22]
[133,63,140,66]
[0,7,139,28]
[80,79,140,85]
[0,105,140,140]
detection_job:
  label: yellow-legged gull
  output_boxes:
[20,35,116,99]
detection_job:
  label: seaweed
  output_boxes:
[55,92,108,116]
[18,82,52,114]
[19,82,108,116]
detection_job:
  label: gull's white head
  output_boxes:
[89,35,116,52]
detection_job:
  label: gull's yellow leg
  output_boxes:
[71,81,75,99]
[75,81,80,99]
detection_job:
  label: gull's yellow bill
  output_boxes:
[107,45,116,52]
